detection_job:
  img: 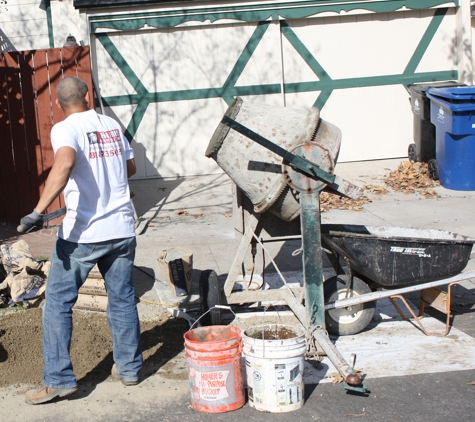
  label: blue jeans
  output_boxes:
[42,236,142,388]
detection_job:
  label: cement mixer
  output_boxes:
[202,97,367,392]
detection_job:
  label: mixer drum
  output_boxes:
[206,97,342,221]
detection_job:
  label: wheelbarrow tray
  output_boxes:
[321,224,475,288]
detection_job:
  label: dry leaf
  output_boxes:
[323,370,364,384]
[323,372,344,383]
[320,192,370,213]
[384,161,440,197]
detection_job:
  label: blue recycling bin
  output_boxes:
[426,86,475,190]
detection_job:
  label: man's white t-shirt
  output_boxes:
[51,109,135,243]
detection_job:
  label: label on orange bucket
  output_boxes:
[188,363,236,405]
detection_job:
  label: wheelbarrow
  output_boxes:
[320,224,475,336]
[203,97,367,392]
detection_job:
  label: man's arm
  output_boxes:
[35,146,76,213]
[127,158,136,179]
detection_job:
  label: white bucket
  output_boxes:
[242,324,306,413]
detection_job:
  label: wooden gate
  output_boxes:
[0,46,93,226]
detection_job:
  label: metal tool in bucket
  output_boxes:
[183,307,245,413]
[205,97,366,392]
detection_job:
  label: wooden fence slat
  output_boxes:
[19,52,43,213]
[0,46,93,226]
[71,46,94,97]
[49,48,78,224]
[47,47,93,225]
[31,49,62,215]
[42,48,66,222]
[0,54,11,223]
[5,52,37,218]
[47,48,65,126]
[0,52,22,223]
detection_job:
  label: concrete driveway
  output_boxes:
[2,158,475,422]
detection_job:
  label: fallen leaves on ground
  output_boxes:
[320,161,441,213]
[384,161,440,196]
[364,184,388,194]
[176,209,189,216]
[324,372,344,383]
[320,192,371,213]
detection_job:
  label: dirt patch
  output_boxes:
[246,325,301,340]
[0,307,189,388]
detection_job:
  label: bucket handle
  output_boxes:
[190,305,235,330]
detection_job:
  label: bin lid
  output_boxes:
[427,86,475,102]
[407,81,463,96]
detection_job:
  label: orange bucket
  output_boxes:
[184,325,245,413]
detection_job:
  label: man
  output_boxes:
[21,76,142,405]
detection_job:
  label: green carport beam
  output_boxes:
[284,70,457,93]
[123,100,149,142]
[96,33,148,96]
[314,89,334,110]
[280,21,331,82]
[280,21,332,107]
[45,0,54,48]
[404,8,448,76]
[221,21,272,105]
[96,33,151,140]
[102,84,282,107]
[101,70,456,108]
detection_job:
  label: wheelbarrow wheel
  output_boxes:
[324,275,375,336]
[199,269,223,326]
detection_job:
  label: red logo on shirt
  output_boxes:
[87,130,120,145]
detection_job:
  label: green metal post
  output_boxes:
[45,0,54,48]
[299,191,325,327]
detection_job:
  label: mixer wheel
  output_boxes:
[324,275,375,336]
[199,269,223,326]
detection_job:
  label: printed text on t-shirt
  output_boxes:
[90,149,122,159]
[87,129,122,159]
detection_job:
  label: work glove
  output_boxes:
[18,210,44,233]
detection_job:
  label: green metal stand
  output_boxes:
[300,192,325,327]
[221,116,367,391]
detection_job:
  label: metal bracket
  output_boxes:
[343,382,368,394]
[389,281,460,336]
[220,116,363,200]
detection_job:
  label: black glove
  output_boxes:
[18,210,44,233]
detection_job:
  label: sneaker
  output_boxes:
[25,384,77,405]
[111,364,138,386]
